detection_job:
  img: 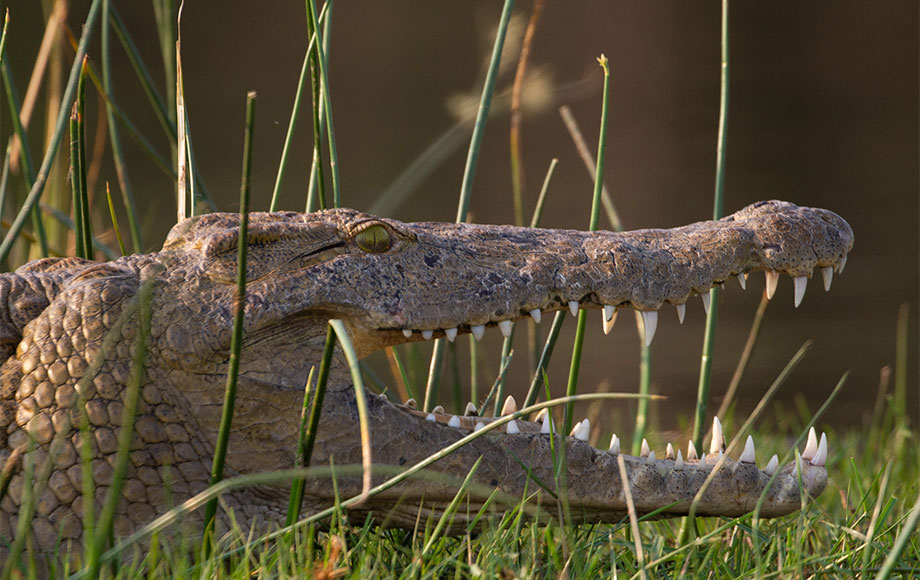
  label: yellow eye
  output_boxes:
[355,224,391,253]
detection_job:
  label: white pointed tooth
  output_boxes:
[793,276,807,308]
[500,395,517,416]
[675,303,686,324]
[464,402,478,416]
[602,307,618,335]
[506,420,520,434]
[570,420,582,437]
[568,300,579,317]
[701,290,711,314]
[764,454,779,475]
[641,311,658,347]
[608,434,620,454]
[737,273,747,290]
[710,417,724,455]
[813,432,828,466]
[471,324,485,341]
[837,254,847,274]
[425,413,436,422]
[541,412,553,434]
[534,408,547,422]
[687,440,698,461]
[402,329,413,338]
[432,405,445,415]
[699,452,708,467]
[765,271,779,299]
[422,330,434,340]
[640,438,651,458]
[448,415,461,428]
[803,427,818,460]
[444,327,458,342]
[821,267,834,291]
[603,304,616,322]
[666,442,675,459]
[574,419,591,441]
[647,450,656,463]
[405,398,417,410]
[474,422,485,432]
[674,450,684,470]
[529,309,542,323]
[498,320,513,337]
[740,435,756,463]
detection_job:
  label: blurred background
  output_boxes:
[2,1,917,437]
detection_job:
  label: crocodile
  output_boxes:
[0,200,852,558]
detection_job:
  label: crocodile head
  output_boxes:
[163,199,852,357]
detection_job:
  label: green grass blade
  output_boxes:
[425,0,515,415]
[69,92,87,259]
[285,367,315,526]
[0,0,104,263]
[306,0,339,208]
[874,486,920,580]
[529,157,558,228]
[104,183,127,255]
[522,310,565,411]
[76,56,94,257]
[564,55,610,437]
[330,319,374,499]
[692,0,730,450]
[202,91,256,540]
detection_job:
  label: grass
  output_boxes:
[0,1,917,579]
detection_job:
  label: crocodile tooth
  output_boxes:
[432,405,445,415]
[675,303,686,324]
[699,452,708,468]
[793,276,807,308]
[813,432,828,466]
[447,415,461,428]
[740,435,756,463]
[821,266,834,291]
[803,427,818,460]
[464,402,478,416]
[640,438,651,458]
[608,433,620,454]
[702,290,711,314]
[764,454,779,475]
[568,300,579,317]
[500,395,517,416]
[471,325,485,341]
[710,417,724,454]
[529,309,542,323]
[647,450,656,463]
[737,273,747,290]
[573,419,591,441]
[402,329,413,338]
[444,327,458,342]
[426,413,436,422]
[603,304,616,322]
[765,271,779,299]
[422,330,434,340]
[641,311,658,347]
[687,440,698,460]
[405,398,417,410]
[602,307,618,335]
[506,420,520,434]
[474,422,485,432]
[498,320,513,337]
[666,442,675,459]
[837,254,847,274]
[541,412,553,434]
[570,420,582,437]
[534,408,548,422]
[674,450,684,470]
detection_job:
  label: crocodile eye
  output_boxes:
[355,224,392,253]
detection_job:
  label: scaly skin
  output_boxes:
[0,200,852,555]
